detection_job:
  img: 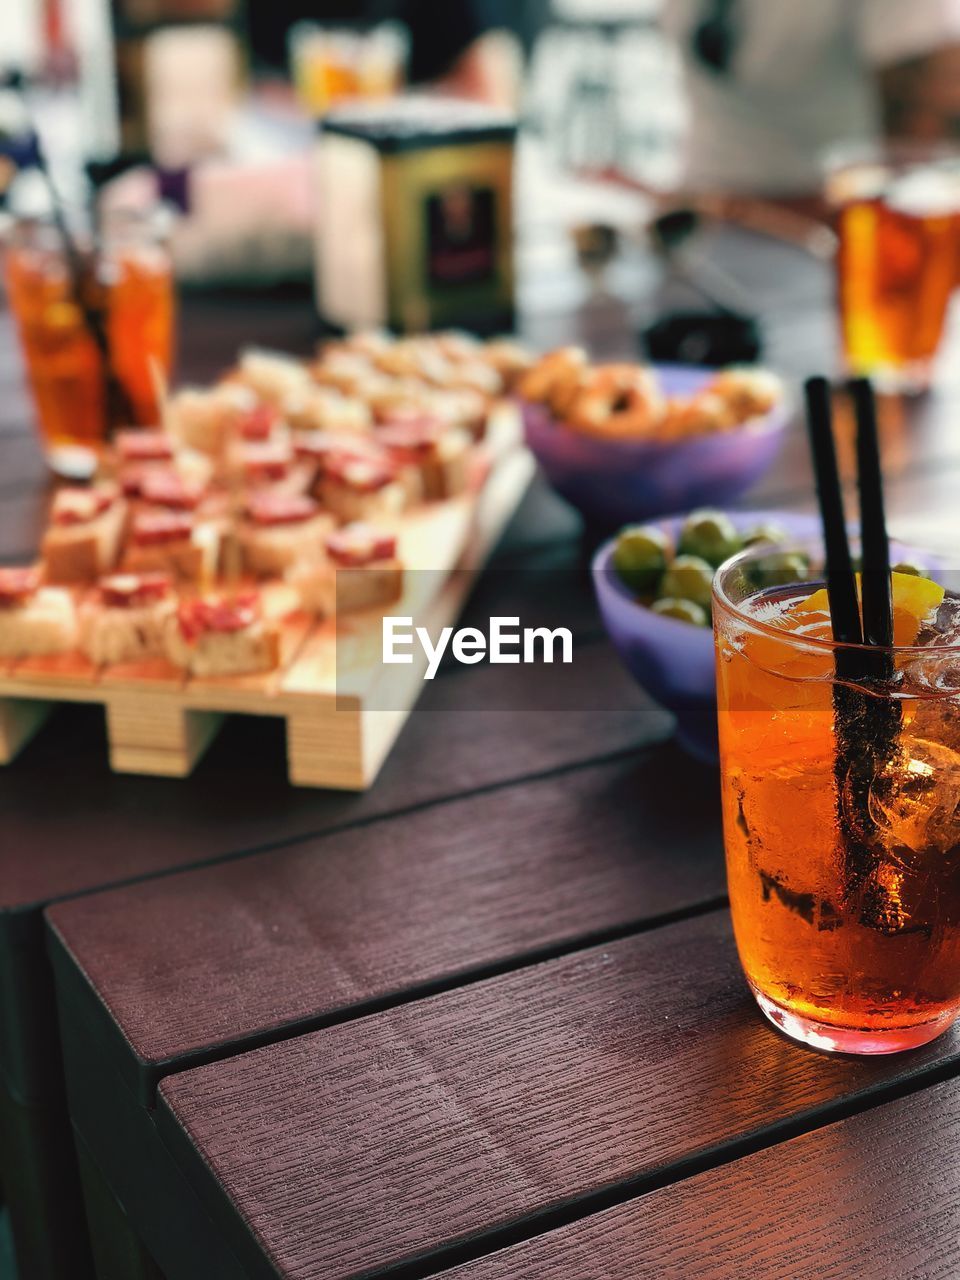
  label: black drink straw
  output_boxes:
[20,95,134,434]
[851,378,894,660]
[804,375,902,933]
[803,377,862,651]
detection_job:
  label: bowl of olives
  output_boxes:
[592,508,819,761]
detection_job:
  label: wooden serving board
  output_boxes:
[0,425,534,791]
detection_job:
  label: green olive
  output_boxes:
[659,554,714,609]
[613,524,672,593]
[892,560,924,577]
[741,522,788,548]
[678,509,742,567]
[650,597,709,626]
[752,551,810,589]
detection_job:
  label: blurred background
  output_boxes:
[4,0,960,464]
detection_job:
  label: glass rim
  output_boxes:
[821,138,960,209]
[3,205,169,246]
[822,136,960,174]
[712,538,960,657]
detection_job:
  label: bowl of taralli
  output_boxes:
[518,351,789,528]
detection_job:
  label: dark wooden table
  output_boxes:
[3,235,960,1280]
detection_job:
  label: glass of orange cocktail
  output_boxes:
[714,539,960,1054]
[3,209,174,474]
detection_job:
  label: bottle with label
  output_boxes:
[315,96,516,335]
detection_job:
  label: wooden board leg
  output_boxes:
[286,705,365,790]
[286,705,411,791]
[105,699,223,779]
[0,697,52,764]
[75,1132,164,1280]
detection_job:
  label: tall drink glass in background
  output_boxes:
[826,145,960,393]
[3,209,174,475]
[289,23,408,118]
[714,539,960,1054]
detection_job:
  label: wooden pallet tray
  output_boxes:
[0,433,534,791]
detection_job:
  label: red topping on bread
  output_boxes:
[0,566,41,606]
[116,430,175,462]
[120,465,148,497]
[99,573,171,607]
[140,469,204,510]
[239,404,279,441]
[376,417,443,460]
[294,432,380,463]
[240,442,293,480]
[177,592,259,641]
[379,406,442,432]
[246,492,319,526]
[324,452,396,492]
[51,486,116,526]
[326,524,396,567]
[131,510,194,546]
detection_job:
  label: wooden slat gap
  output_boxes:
[135,896,729,1107]
[28,737,659,919]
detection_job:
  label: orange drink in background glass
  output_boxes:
[827,145,960,393]
[289,23,407,118]
[3,210,174,473]
[714,540,960,1055]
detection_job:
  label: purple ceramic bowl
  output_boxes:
[592,511,821,763]
[521,365,790,529]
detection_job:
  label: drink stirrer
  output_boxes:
[802,375,897,666]
[803,377,862,654]
[803,374,900,929]
[17,89,134,433]
[851,377,895,666]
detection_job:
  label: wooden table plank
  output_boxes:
[3,634,671,916]
[154,911,960,1280]
[47,744,724,1100]
[168,289,320,381]
[447,1077,960,1280]
[0,332,35,439]
[489,472,582,558]
[0,432,46,498]
[0,488,52,566]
